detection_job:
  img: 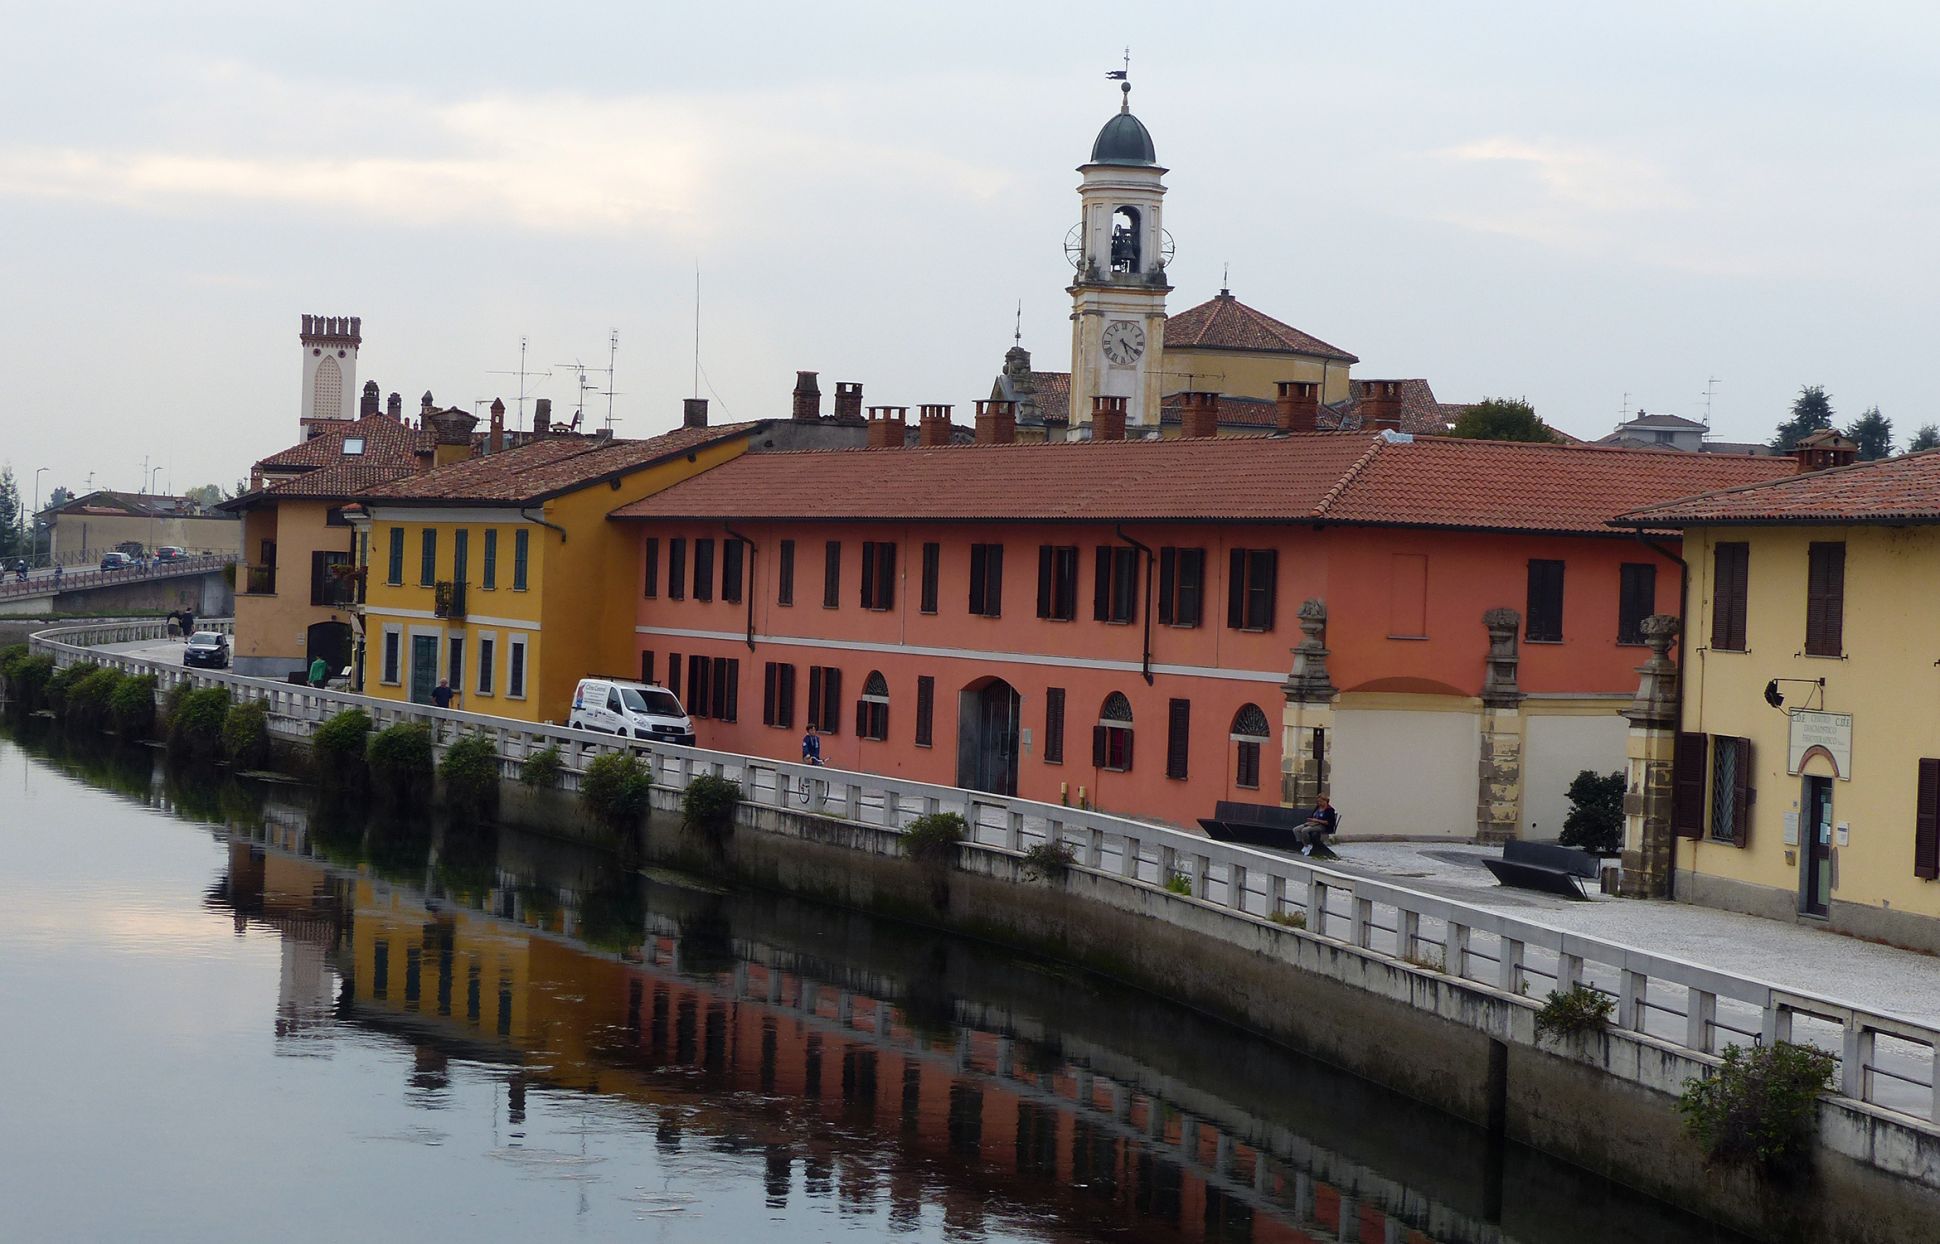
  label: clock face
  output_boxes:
[1102,320,1146,366]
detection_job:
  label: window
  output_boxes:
[763,662,798,728]
[969,543,1004,617]
[921,542,940,614]
[723,539,744,604]
[477,636,495,696]
[694,538,715,602]
[1806,541,1846,657]
[1618,562,1657,645]
[1094,546,1138,624]
[1158,547,1205,627]
[342,436,365,456]
[688,654,712,718]
[857,671,889,741]
[824,541,842,608]
[1232,704,1270,790]
[1093,692,1134,772]
[806,666,842,733]
[447,636,464,700]
[639,650,655,685]
[668,651,681,698]
[1388,553,1427,639]
[1673,732,1707,838]
[915,675,935,747]
[1226,548,1277,631]
[778,540,795,606]
[668,538,686,601]
[386,528,404,585]
[1037,545,1079,620]
[512,530,529,591]
[1525,558,1565,642]
[506,635,528,698]
[452,529,469,589]
[381,628,402,685]
[861,541,896,610]
[1711,542,1749,651]
[310,550,353,606]
[420,529,437,586]
[1044,687,1066,764]
[1708,735,1751,844]
[482,529,498,590]
[641,537,657,598]
[1164,697,1190,780]
[711,657,740,723]
[325,506,351,527]
[1915,760,1940,880]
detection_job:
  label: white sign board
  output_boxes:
[1787,710,1853,780]
[1783,811,1800,846]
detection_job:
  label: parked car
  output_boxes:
[155,546,188,562]
[99,551,134,571]
[568,677,695,744]
[183,631,230,669]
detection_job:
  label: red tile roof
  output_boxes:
[613,432,1792,535]
[1617,450,1940,526]
[1317,379,1462,436]
[262,462,424,500]
[354,423,765,505]
[1165,292,1358,363]
[255,413,431,471]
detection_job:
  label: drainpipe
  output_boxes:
[518,506,568,543]
[1632,525,1689,901]
[725,526,756,651]
[1114,524,1155,686]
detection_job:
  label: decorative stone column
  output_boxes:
[1281,599,1338,810]
[1477,608,1526,844]
[1620,614,1681,898]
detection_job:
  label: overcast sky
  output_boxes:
[3,2,1934,500]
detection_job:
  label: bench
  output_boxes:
[1482,839,1602,900]
[1198,800,1341,858]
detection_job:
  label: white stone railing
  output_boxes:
[29,618,1940,1132]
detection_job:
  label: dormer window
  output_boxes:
[342,437,366,456]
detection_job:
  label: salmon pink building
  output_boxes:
[614,429,1789,839]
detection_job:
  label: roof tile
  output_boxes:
[1619,450,1940,526]
[1165,292,1358,363]
[355,422,765,505]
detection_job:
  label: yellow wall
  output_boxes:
[1162,347,1353,406]
[1680,522,1940,920]
[232,498,357,671]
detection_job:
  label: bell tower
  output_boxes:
[299,314,362,439]
[1067,79,1169,435]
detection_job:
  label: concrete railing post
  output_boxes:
[1620,969,1648,1031]
[1120,835,1141,881]
[1227,862,1248,914]
[1446,923,1470,976]
[1842,1020,1873,1100]
[1686,989,1716,1053]
[1498,938,1525,993]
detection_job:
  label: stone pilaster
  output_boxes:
[1620,614,1682,898]
[1477,608,1525,844]
[1281,599,1338,810]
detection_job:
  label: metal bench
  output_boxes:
[1482,839,1601,900]
[1198,800,1340,857]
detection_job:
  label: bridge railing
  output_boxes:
[28,617,1940,1133]
[0,553,238,599]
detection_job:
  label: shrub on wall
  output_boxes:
[1,649,56,711]
[45,661,98,717]
[1532,984,1615,1043]
[1679,1041,1835,1181]
[313,709,373,786]
[109,673,158,739]
[1021,840,1076,881]
[163,678,196,726]
[520,744,563,789]
[222,701,272,770]
[367,722,434,801]
[64,666,127,730]
[681,774,741,840]
[903,812,966,864]
[440,733,501,817]
[166,686,231,763]
[581,751,653,830]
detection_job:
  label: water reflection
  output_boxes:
[3,722,1747,1244]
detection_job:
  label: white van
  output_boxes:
[569,678,696,745]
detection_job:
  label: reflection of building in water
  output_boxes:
[216,838,348,1054]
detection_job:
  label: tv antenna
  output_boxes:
[693,265,702,400]
[487,336,551,433]
[1619,391,1631,424]
[1701,376,1722,426]
[555,332,622,433]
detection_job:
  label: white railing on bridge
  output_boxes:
[0,553,237,599]
[28,618,1940,1132]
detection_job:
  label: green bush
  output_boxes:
[163,677,196,726]
[1269,910,1308,930]
[1164,871,1193,896]
[581,750,653,830]
[166,686,231,762]
[64,666,127,729]
[1560,769,1625,854]
[1679,1041,1835,1180]
[440,733,501,816]
[222,700,272,770]
[367,722,434,800]
[520,743,563,789]
[1533,984,1615,1042]
[45,661,98,716]
[1021,840,1076,881]
[903,812,966,864]
[110,673,158,738]
[1,650,56,710]
[681,773,741,839]
[314,709,373,785]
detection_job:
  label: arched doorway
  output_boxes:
[306,621,352,681]
[956,677,1020,796]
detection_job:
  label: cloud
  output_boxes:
[1438,136,1692,213]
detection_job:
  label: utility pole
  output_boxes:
[488,336,550,434]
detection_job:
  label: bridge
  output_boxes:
[0,554,237,618]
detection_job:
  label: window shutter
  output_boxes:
[1807,542,1845,657]
[723,659,739,723]
[969,546,986,613]
[763,662,777,726]
[1037,546,1053,618]
[1158,548,1176,624]
[880,543,895,610]
[1730,736,1753,845]
[1227,548,1246,629]
[1123,729,1134,771]
[723,539,743,604]
[986,546,1001,614]
[1092,724,1108,769]
[778,540,795,606]
[921,542,939,614]
[1673,731,1707,837]
[916,676,934,747]
[1045,688,1065,763]
[668,652,681,697]
[1253,550,1277,630]
[1917,760,1940,880]
[780,664,795,728]
[855,697,866,736]
[824,668,840,732]
[807,667,822,732]
[1093,547,1111,621]
[824,541,840,608]
[643,538,659,598]
[1179,549,1203,626]
[1165,698,1190,780]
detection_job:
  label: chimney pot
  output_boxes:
[1090,395,1127,442]
[385,392,402,420]
[682,397,709,429]
[534,397,553,438]
[1181,390,1222,439]
[488,398,505,454]
[792,370,822,422]
[865,405,909,449]
[1359,379,1403,431]
[833,381,866,425]
[919,404,954,447]
[1274,380,1321,434]
[973,400,1016,446]
[360,380,380,418]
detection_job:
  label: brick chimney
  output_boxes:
[1181,391,1222,439]
[1091,395,1127,442]
[386,391,402,420]
[919,404,954,447]
[488,398,505,454]
[833,381,866,425]
[975,400,1016,446]
[792,371,822,422]
[865,406,909,449]
[683,397,709,429]
[1792,430,1859,474]
[533,397,553,439]
[360,380,380,418]
[1359,380,1403,431]
[1275,380,1320,434]
[426,407,479,467]
[420,390,436,421]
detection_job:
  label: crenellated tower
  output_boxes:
[299,314,362,439]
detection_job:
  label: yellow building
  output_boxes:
[349,421,764,719]
[1620,446,1940,950]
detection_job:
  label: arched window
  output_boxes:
[1231,704,1271,790]
[1110,205,1143,274]
[313,355,343,420]
[1094,691,1134,771]
[856,671,889,741]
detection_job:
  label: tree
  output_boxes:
[1450,396,1558,443]
[0,466,20,559]
[1910,425,1940,454]
[1560,769,1625,853]
[1769,385,1834,452]
[1843,406,1892,461]
[183,483,228,509]
[46,485,72,509]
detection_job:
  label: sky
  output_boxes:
[2,1,1936,501]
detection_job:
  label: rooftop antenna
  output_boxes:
[692,264,702,400]
[488,336,551,433]
[1221,261,1230,295]
[602,328,619,431]
[1013,299,1022,346]
[1620,391,1632,424]
[1702,376,1722,426]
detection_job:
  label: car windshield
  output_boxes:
[188,633,222,647]
[619,687,683,717]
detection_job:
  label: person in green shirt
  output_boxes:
[308,655,328,688]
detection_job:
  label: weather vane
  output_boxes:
[1107,47,1131,108]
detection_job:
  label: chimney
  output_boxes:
[1275,381,1320,434]
[420,390,436,420]
[1181,391,1222,439]
[1359,380,1403,430]
[865,406,909,449]
[919,404,954,447]
[533,397,553,439]
[426,407,480,467]
[682,397,709,429]
[792,371,822,422]
[1090,395,1127,442]
[1792,430,1859,474]
[360,380,380,418]
[974,400,1016,446]
[833,381,865,425]
[488,398,505,453]
[386,392,402,420]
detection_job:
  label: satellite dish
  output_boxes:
[1764,680,1785,709]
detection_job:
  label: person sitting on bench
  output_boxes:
[1298,794,1339,857]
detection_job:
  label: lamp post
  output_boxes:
[148,467,163,559]
[32,467,46,568]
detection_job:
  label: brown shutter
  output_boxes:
[1165,698,1190,780]
[1094,547,1111,621]
[1730,736,1753,845]
[1158,548,1176,624]
[969,545,986,613]
[780,664,795,727]
[643,538,658,599]
[1807,542,1845,657]
[921,542,938,614]
[1092,724,1108,769]
[807,667,822,731]
[1037,546,1053,618]
[1918,759,1940,880]
[915,676,934,747]
[1045,688,1065,763]
[1227,548,1246,629]
[723,659,739,723]
[1673,731,1708,837]
[1179,549,1203,626]
[1254,550,1278,630]
[824,668,840,732]
[763,662,776,726]
[778,540,795,606]
[859,542,874,608]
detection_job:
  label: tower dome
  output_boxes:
[1089,84,1156,166]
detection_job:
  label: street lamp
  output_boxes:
[32,467,46,568]
[148,466,163,557]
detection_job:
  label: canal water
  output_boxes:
[0,723,1750,1243]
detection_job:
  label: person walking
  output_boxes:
[308,654,329,689]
